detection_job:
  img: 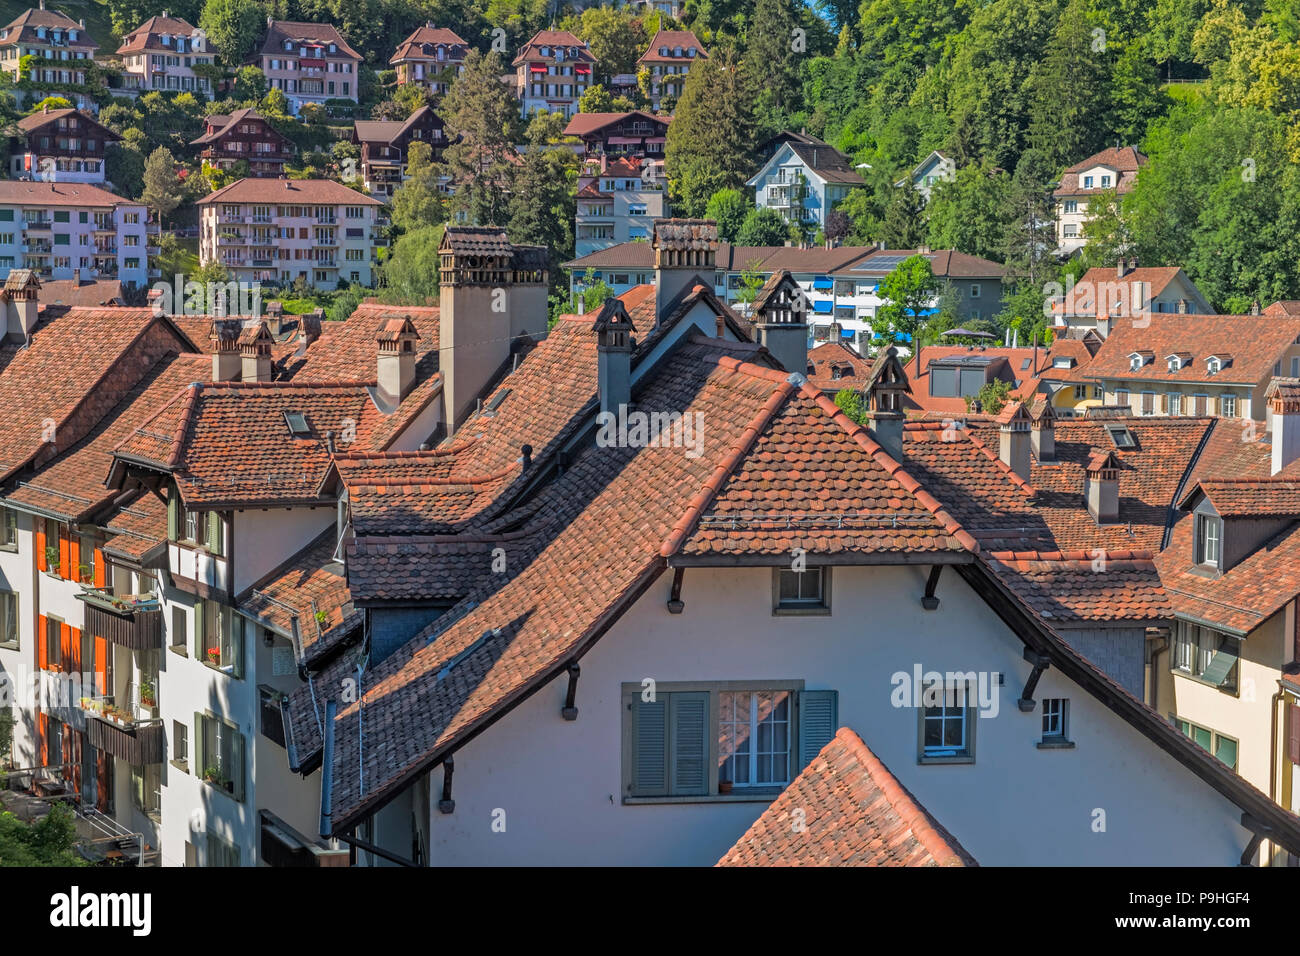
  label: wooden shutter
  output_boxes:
[232,728,245,801]
[68,625,80,676]
[798,689,839,770]
[93,547,105,588]
[38,714,47,766]
[35,522,45,571]
[194,600,205,659]
[167,490,178,540]
[194,712,205,775]
[629,695,667,797]
[37,614,47,670]
[206,512,221,555]
[59,529,70,581]
[1289,704,1300,766]
[61,724,72,779]
[94,635,107,696]
[95,749,110,812]
[69,536,80,583]
[668,692,708,796]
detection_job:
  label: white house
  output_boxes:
[896,151,955,202]
[747,137,864,230]
[1054,146,1146,256]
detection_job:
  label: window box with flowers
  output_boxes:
[195,599,243,679]
[196,711,245,801]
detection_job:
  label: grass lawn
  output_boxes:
[155,237,199,280]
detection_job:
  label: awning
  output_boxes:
[813,301,833,314]
[575,64,591,73]
[904,308,939,316]
[841,328,855,338]
[813,277,833,289]
[607,137,641,144]
[529,63,547,72]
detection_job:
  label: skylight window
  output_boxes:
[284,411,310,437]
[1106,425,1136,449]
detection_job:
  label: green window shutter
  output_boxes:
[668,691,708,796]
[1201,644,1238,687]
[193,600,205,658]
[166,490,177,540]
[630,695,667,797]
[232,728,245,801]
[206,512,220,554]
[194,713,204,770]
[0,209,13,221]
[797,689,838,770]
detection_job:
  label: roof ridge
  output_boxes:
[832,728,970,867]
[347,461,519,491]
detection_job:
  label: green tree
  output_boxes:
[966,377,1013,413]
[579,84,614,114]
[1026,0,1112,171]
[666,48,757,217]
[925,163,1010,261]
[438,50,521,227]
[834,387,868,424]
[200,0,267,67]
[1079,188,1129,269]
[879,185,928,248]
[575,6,644,85]
[141,147,183,226]
[508,121,577,292]
[743,0,803,135]
[0,806,85,866]
[704,187,751,242]
[231,65,267,103]
[383,225,444,304]
[876,254,939,345]
[736,207,793,245]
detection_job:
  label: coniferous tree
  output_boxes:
[744,0,803,135]
[878,184,928,248]
[437,50,523,228]
[1027,0,1113,172]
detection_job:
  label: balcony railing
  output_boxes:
[80,695,165,764]
[77,588,163,650]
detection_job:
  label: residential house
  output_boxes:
[747,136,865,230]
[899,344,1055,417]
[1054,146,1147,256]
[1052,261,1215,334]
[0,181,149,288]
[897,151,955,202]
[805,340,873,395]
[390,25,466,96]
[257,20,362,116]
[1069,312,1300,421]
[196,178,385,289]
[562,111,670,159]
[567,241,1005,353]
[279,226,1300,865]
[116,12,213,94]
[8,108,119,185]
[513,30,595,119]
[350,107,446,200]
[636,30,706,111]
[574,155,666,257]
[0,5,99,112]
[1038,329,1104,415]
[191,109,295,179]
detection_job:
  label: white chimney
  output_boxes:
[1085,451,1120,523]
[1272,389,1300,475]
[998,403,1031,483]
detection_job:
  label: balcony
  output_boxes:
[80,696,165,765]
[93,245,117,256]
[169,542,229,595]
[315,216,337,225]
[77,588,163,650]
[23,219,51,230]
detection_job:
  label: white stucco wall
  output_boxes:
[232,508,333,596]
[0,510,37,767]
[422,564,1253,866]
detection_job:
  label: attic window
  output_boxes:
[1052,357,1074,369]
[1106,425,1136,449]
[1020,358,1031,371]
[485,388,509,412]
[1128,354,1144,371]
[1206,357,1221,375]
[1168,357,1181,372]
[284,411,310,437]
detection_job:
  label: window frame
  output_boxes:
[772,565,831,616]
[1037,698,1075,749]
[1175,716,1238,771]
[1171,620,1239,694]
[1196,513,1222,569]
[0,588,17,649]
[0,507,16,550]
[195,710,246,802]
[917,682,978,764]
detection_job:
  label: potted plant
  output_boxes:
[315,609,329,627]
[78,564,92,585]
[206,647,220,666]
[203,765,221,784]
[139,678,155,709]
[44,545,60,574]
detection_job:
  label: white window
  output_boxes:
[1041,698,1068,739]
[1167,392,1182,415]
[1207,357,1221,374]
[969,283,981,299]
[921,687,973,761]
[1129,354,1143,371]
[1083,175,1094,188]
[1197,513,1221,567]
[1101,175,1111,187]
[1063,200,1077,213]
[718,690,792,787]
[183,506,199,543]
[774,566,829,613]
[1221,394,1237,418]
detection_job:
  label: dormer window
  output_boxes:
[1168,357,1180,371]
[163,34,171,45]
[1196,513,1221,568]
[1206,357,1221,375]
[1105,425,1136,449]
[284,411,310,437]
[1101,175,1111,187]
[284,40,293,50]
[1129,353,1143,371]
[329,43,336,52]
[1083,175,1094,188]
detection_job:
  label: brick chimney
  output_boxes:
[1030,402,1055,462]
[1085,450,1120,523]
[265,299,284,337]
[299,309,322,347]
[593,298,635,414]
[3,270,40,343]
[652,218,717,325]
[209,318,242,381]
[239,319,273,383]
[998,402,1032,483]
[752,270,809,376]
[1116,258,1127,279]
[377,316,419,402]
[1271,385,1300,476]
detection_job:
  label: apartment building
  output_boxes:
[116,12,213,94]
[1051,261,1215,334]
[390,24,466,96]
[0,181,149,288]
[281,220,1300,867]
[7,108,120,185]
[566,242,1004,353]
[748,135,865,231]
[191,109,294,179]
[350,106,445,200]
[197,178,384,289]
[563,110,670,159]
[0,4,99,112]
[257,20,361,115]
[513,30,595,119]
[1054,146,1146,255]
[574,155,666,257]
[636,29,706,111]
[1066,312,1300,421]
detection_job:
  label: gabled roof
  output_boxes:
[116,14,199,54]
[1083,314,1300,385]
[0,181,141,207]
[1054,146,1146,198]
[717,728,976,867]
[562,110,669,138]
[191,109,289,147]
[1053,266,1206,318]
[1177,477,1300,518]
[258,20,361,60]
[805,341,872,392]
[637,29,707,64]
[512,29,594,66]
[390,25,468,64]
[746,140,865,188]
[352,106,440,147]
[197,178,381,206]
[16,108,120,142]
[0,7,97,49]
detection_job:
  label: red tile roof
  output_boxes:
[805,341,872,392]
[197,178,382,206]
[638,30,708,64]
[0,181,141,207]
[562,111,668,138]
[258,20,361,59]
[985,550,1170,624]
[1053,266,1189,319]
[1054,146,1146,198]
[116,14,199,54]
[16,108,119,142]
[100,492,168,562]
[513,30,594,66]
[0,7,97,49]
[1082,314,1300,385]
[1180,478,1300,517]
[390,25,468,64]
[717,728,976,867]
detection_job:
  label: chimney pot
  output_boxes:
[521,444,533,468]
[999,411,1031,482]
[1086,458,1120,523]
[1117,258,1126,279]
